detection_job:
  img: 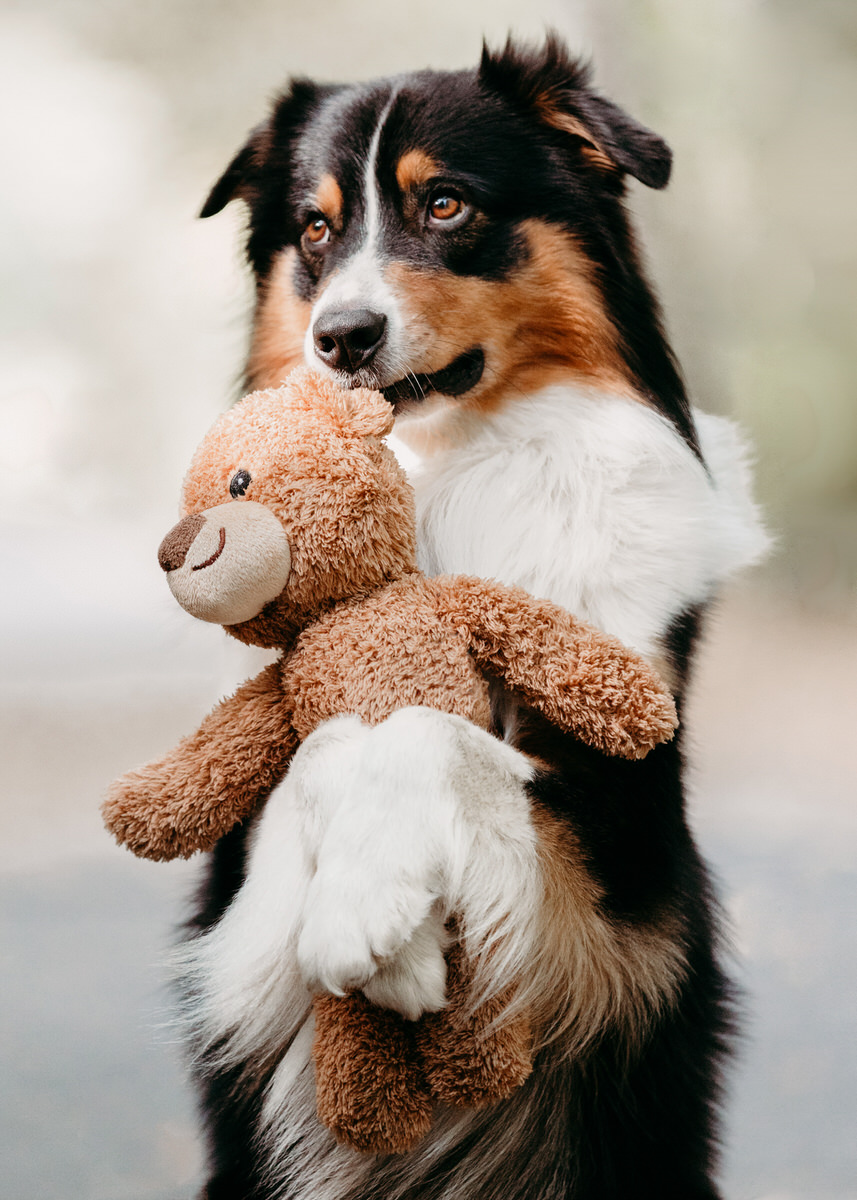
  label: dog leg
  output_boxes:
[296,707,542,1020]
[176,715,366,1069]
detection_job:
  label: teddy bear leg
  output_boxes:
[312,992,434,1155]
[415,943,533,1109]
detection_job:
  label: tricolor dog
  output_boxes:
[184,35,768,1200]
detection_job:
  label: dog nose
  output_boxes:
[312,308,387,372]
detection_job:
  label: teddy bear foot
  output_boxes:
[415,943,533,1109]
[418,1005,533,1108]
[312,992,434,1155]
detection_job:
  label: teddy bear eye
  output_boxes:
[229,469,251,498]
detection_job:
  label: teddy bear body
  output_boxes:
[285,574,492,739]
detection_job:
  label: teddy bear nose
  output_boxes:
[313,308,387,372]
[158,513,206,572]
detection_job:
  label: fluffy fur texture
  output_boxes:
[105,370,678,1158]
[410,386,767,663]
[179,710,544,1192]
[173,34,769,1200]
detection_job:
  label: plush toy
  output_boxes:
[103,367,677,1154]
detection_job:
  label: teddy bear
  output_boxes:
[103,367,677,1154]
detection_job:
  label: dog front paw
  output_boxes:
[362,906,451,1019]
[297,900,377,996]
[297,871,444,1011]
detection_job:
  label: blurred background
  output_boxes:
[1,1,854,1197]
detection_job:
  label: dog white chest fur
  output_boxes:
[407,385,766,658]
[178,384,767,1199]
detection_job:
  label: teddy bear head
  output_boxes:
[157,369,416,648]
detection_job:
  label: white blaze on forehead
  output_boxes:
[361,89,398,253]
[304,90,406,372]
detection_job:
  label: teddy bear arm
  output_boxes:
[431,576,677,760]
[102,661,298,861]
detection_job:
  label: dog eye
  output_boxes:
[428,192,468,226]
[229,469,251,498]
[304,217,331,246]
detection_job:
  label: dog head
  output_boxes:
[201,36,696,450]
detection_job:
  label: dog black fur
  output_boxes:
[186,36,745,1200]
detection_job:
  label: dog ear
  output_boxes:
[199,121,270,218]
[478,34,672,190]
[199,79,326,218]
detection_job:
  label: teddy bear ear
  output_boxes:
[333,387,396,439]
[283,367,395,440]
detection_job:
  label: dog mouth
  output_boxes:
[380,347,485,408]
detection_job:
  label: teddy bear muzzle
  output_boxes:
[158,501,291,625]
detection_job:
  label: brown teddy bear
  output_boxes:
[103,367,677,1154]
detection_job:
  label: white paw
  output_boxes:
[297,869,439,999]
[292,706,540,1019]
[362,906,451,1020]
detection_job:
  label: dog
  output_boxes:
[183,35,768,1199]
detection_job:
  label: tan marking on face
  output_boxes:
[578,142,618,173]
[535,100,617,175]
[525,802,686,1050]
[385,219,636,434]
[246,249,312,391]
[315,173,343,226]
[395,149,439,193]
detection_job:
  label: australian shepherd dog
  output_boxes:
[180,35,768,1200]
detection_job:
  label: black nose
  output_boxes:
[312,308,387,372]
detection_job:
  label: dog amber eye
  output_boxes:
[428,193,466,224]
[229,470,251,498]
[304,217,331,246]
